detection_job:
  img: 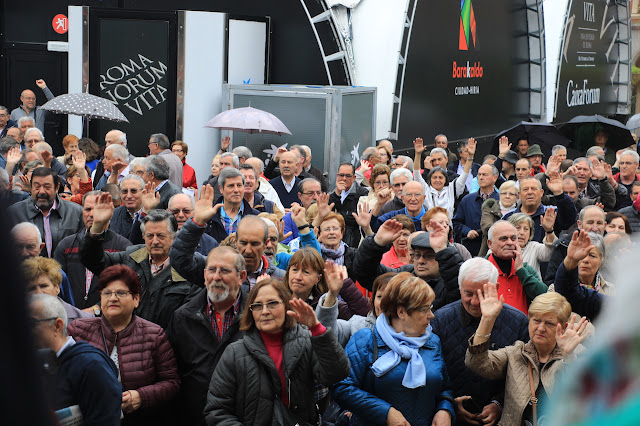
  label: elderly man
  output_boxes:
[300,144,329,192]
[29,294,121,424]
[203,167,259,243]
[0,136,20,171]
[54,191,131,311]
[80,194,194,329]
[95,144,130,190]
[0,105,16,139]
[415,136,459,182]
[32,139,67,180]
[430,133,458,166]
[329,162,369,247]
[453,164,500,256]
[376,167,412,215]
[10,80,55,133]
[92,129,132,186]
[431,258,529,426]
[109,174,144,240]
[168,192,218,255]
[504,175,576,243]
[17,116,36,146]
[7,125,23,147]
[244,156,285,212]
[148,133,183,188]
[269,150,303,209]
[552,144,567,162]
[239,163,281,219]
[166,246,248,426]
[353,219,463,310]
[0,167,28,206]
[232,145,252,164]
[371,180,426,232]
[448,139,481,190]
[280,177,322,244]
[611,149,640,210]
[565,157,615,210]
[8,167,83,257]
[206,152,239,201]
[141,155,181,210]
[486,221,547,314]
[355,146,380,185]
[525,144,546,175]
[543,204,605,286]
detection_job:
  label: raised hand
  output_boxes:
[413,137,426,155]
[141,181,160,213]
[498,136,511,158]
[290,202,308,227]
[546,170,563,196]
[221,136,231,151]
[594,202,605,210]
[376,187,392,205]
[428,219,449,252]
[604,162,613,180]
[90,192,114,233]
[324,261,347,298]
[590,158,606,180]
[71,150,87,171]
[360,159,372,173]
[17,174,31,193]
[556,314,590,355]
[35,79,47,89]
[278,219,292,241]
[467,138,477,157]
[316,192,335,221]
[513,242,524,271]
[541,207,556,232]
[546,155,561,174]
[565,230,594,270]
[423,156,433,170]
[374,219,405,246]
[256,273,270,284]
[6,146,21,168]
[194,184,219,224]
[352,201,372,229]
[274,146,288,162]
[478,282,504,320]
[287,298,320,328]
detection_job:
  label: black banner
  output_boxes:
[398,0,530,148]
[554,0,624,122]
[89,12,177,156]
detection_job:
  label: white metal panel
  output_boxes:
[544,0,570,122]
[228,19,267,85]
[182,11,226,186]
[350,0,409,140]
[67,6,84,137]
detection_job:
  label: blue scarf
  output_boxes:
[320,242,346,265]
[371,314,431,388]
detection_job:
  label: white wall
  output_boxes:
[544,0,571,122]
[182,11,226,186]
[67,6,84,136]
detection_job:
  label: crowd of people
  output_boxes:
[3,81,638,425]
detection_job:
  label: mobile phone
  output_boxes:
[462,397,482,414]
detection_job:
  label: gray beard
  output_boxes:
[207,282,230,303]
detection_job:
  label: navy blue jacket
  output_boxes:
[50,341,122,425]
[554,262,604,321]
[453,190,500,256]
[268,176,302,209]
[430,300,529,409]
[332,326,455,425]
[503,193,577,243]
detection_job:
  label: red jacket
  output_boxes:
[182,159,198,189]
[68,315,180,423]
[487,254,528,315]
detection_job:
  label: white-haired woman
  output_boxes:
[507,211,557,279]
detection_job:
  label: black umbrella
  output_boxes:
[559,115,634,156]
[492,121,570,158]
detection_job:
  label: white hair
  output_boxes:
[620,149,640,163]
[109,129,127,146]
[30,294,68,335]
[168,193,195,209]
[487,220,516,242]
[458,257,499,289]
[105,144,130,163]
[129,157,146,172]
[390,168,413,185]
[260,217,279,239]
[430,147,448,159]
[11,222,43,246]
[17,116,35,127]
[25,128,44,142]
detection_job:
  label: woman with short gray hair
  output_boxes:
[507,211,557,280]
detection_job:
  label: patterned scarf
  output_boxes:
[320,242,346,265]
[580,271,603,293]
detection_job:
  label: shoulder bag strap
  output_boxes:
[528,361,538,426]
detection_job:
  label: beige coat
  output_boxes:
[465,338,574,425]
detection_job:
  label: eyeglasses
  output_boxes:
[414,304,434,315]
[170,208,193,215]
[337,173,354,178]
[101,290,133,299]
[373,181,389,187]
[321,226,342,233]
[403,193,424,199]
[120,189,140,194]
[393,182,408,188]
[172,149,183,153]
[29,317,57,326]
[301,191,323,196]
[411,251,435,261]
[249,300,283,312]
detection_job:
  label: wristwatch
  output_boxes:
[297,223,310,231]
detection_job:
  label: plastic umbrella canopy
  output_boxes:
[626,113,640,133]
[40,93,129,122]
[559,115,634,156]
[205,106,292,135]
[491,121,570,158]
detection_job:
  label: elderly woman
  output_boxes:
[413,138,475,215]
[204,279,349,425]
[358,164,391,212]
[286,247,369,320]
[381,214,415,267]
[507,211,557,279]
[22,256,92,322]
[56,134,79,167]
[421,207,472,261]
[465,285,589,425]
[478,180,519,256]
[68,264,180,425]
[333,272,455,425]
[171,140,197,190]
[316,212,356,275]
[605,211,633,235]
[355,147,382,185]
